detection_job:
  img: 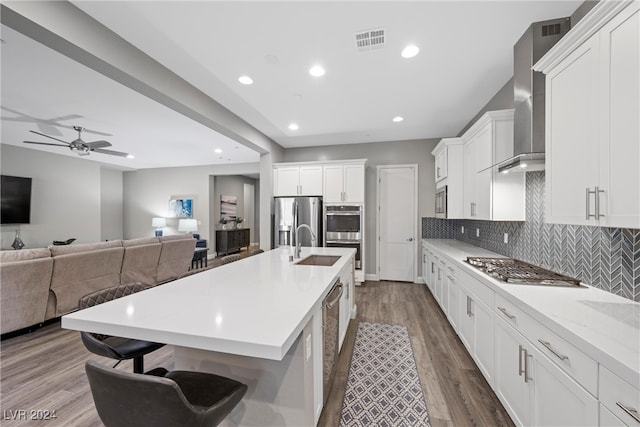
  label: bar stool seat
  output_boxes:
[78,283,165,373]
[85,360,247,427]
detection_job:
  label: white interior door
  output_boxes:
[378,165,417,282]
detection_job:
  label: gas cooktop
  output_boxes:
[465,257,583,288]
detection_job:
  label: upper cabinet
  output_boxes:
[432,138,464,218]
[460,109,525,221]
[274,160,366,202]
[534,1,639,228]
[273,164,323,197]
[323,162,366,203]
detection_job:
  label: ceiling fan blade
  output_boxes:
[29,130,70,145]
[85,140,112,149]
[23,141,70,147]
[91,148,130,157]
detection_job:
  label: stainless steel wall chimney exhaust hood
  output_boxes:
[495,17,571,174]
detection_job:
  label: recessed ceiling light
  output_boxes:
[309,65,325,77]
[401,45,420,58]
[238,75,253,85]
[214,148,223,153]
[288,123,299,131]
[392,116,404,122]
[126,154,135,159]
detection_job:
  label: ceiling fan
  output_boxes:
[23,126,131,157]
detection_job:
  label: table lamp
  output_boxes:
[152,217,166,236]
[178,218,198,235]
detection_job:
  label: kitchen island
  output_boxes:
[62,246,356,426]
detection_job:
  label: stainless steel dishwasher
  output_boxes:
[322,278,343,404]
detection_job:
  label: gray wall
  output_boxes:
[283,138,439,277]
[123,163,260,246]
[0,144,122,248]
[457,78,514,137]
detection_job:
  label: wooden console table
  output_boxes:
[216,228,250,256]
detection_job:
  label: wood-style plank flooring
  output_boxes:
[0,280,513,426]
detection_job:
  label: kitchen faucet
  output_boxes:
[294,224,316,259]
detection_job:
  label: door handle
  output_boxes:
[616,402,640,423]
[407,237,414,242]
[595,187,605,220]
[586,187,595,219]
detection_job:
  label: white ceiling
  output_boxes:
[2,1,582,169]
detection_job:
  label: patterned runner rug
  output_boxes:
[339,322,431,426]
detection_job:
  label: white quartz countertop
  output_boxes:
[423,239,640,389]
[62,246,355,361]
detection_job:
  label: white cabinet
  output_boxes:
[461,109,525,221]
[494,316,598,426]
[338,258,355,351]
[274,165,323,196]
[323,163,365,203]
[431,138,464,218]
[458,271,494,385]
[421,242,429,286]
[536,1,640,228]
[599,365,640,426]
[434,147,448,182]
[445,268,460,332]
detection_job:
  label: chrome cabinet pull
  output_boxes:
[498,306,516,321]
[538,339,569,361]
[518,345,525,377]
[431,262,435,274]
[616,402,640,423]
[595,187,605,219]
[523,348,531,383]
[466,296,473,317]
[437,166,441,178]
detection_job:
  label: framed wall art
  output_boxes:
[169,198,193,218]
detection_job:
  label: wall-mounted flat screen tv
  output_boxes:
[1,175,32,224]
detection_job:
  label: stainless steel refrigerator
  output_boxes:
[273,196,323,249]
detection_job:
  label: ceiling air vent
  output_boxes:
[355,28,385,52]
[541,23,563,36]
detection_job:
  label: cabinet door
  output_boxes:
[299,166,323,196]
[472,296,494,385]
[494,317,531,426]
[274,167,301,196]
[545,36,599,225]
[421,246,428,286]
[435,150,447,182]
[529,344,598,427]
[463,141,476,218]
[447,274,460,332]
[475,170,492,220]
[459,289,474,352]
[323,165,344,202]
[599,3,640,228]
[343,164,365,203]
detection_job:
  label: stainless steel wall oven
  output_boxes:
[324,205,362,270]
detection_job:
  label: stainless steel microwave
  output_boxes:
[435,186,447,218]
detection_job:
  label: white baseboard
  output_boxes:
[365,273,379,282]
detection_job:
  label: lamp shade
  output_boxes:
[152,217,166,228]
[178,218,198,233]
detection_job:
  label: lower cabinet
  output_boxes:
[495,317,598,427]
[459,284,494,385]
[338,258,355,351]
[216,229,250,255]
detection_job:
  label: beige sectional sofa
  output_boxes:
[0,234,196,335]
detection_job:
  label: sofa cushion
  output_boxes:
[123,237,160,248]
[49,240,123,256]
[1,257,53,334]
[48,246,125,317]
[157,237,196,283]
[121,243,162,286]
[0,248,51,262]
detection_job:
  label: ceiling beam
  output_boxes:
[1,0,281,156]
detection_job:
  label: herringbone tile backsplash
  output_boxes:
[422,171,640,302]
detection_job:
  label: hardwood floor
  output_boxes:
[318,281,514,427]
[0,280,513,426]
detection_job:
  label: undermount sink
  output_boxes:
[296,255,341,266]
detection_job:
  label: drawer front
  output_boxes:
[494,294,598,396]
[600,403,627,427]
[457,267,494,307]
[600,365,640,426]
